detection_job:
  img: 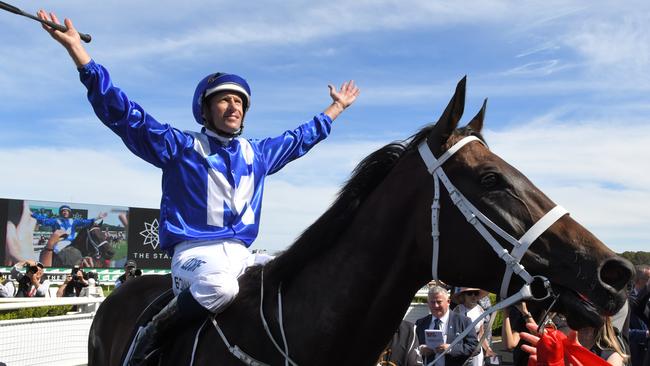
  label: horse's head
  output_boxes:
[416,77,633,329]
[73,222,115,263]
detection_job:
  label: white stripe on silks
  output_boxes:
[190,131,212,158]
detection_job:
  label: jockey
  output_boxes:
[32,204,106,253]
[37,9,360,365]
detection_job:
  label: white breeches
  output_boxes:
[171,239,272,314]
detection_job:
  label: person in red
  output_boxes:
[520,319,619,366]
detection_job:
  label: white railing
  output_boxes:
[0,296,105,366]
[0,286,431,366]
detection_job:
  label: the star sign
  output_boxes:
[139,218,160,249]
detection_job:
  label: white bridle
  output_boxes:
[201,135,568,366]
[417,136,568,299]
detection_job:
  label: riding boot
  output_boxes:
[128,296,181,366]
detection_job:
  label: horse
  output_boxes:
[54,222,115,268]
[88,78,634,366]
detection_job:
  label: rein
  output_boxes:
[207,135,568,366]
[209,267,298,366]
[86,226,109,259]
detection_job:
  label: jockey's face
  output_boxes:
[61,209,71,218]
[428,291,450,319]
[204,91,244,134]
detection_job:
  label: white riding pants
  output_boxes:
[171,239,272,314]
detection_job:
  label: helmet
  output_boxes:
[192,72,251,125]
[59,205,72,215]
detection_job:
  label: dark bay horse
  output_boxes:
[89,78,633,366]
[54,222,115,268]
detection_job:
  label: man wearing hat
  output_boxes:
[38,9,360,365]
[416,286,478,366]
[114,260,140,288]
[451,287,495,366]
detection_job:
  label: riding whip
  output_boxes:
[0,1,92,42]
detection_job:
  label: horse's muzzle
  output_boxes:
[597,256,634,313]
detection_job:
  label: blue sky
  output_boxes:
[1,1,648,253]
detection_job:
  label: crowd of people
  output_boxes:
[0,261,103,298]
[377,266,650,366]
[0,257,648,366]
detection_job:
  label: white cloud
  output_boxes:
[484,119,650,252]
[565,13,650,75]
[0,148,161,208]
[502,60,562,76]
[1,0,648,256]
[1,115,647,253]
[31,1,592,62]
[255,181,338,253]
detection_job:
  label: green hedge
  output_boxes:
[0,285,112,321]
[0,305,73,321]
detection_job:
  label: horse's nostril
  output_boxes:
[599,256,634,292]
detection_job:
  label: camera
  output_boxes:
[27,265,39,274]
[127,268,142,278]
[26,262,43,274]
[71,266,82,281]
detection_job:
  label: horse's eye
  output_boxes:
[480,172,499,188]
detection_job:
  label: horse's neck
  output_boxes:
[281,171,429,363]
[71,231,85,250]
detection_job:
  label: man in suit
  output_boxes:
[416,285,478,366]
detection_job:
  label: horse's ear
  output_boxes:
[427,76,466,155]
[466,98,487,133]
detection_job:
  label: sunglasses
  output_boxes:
[464,290,480,297]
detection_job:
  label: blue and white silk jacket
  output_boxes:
[79,60,332,253]
[31,215,94,242]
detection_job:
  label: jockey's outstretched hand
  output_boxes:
[328,80,360,110]
[37,9,91,67]
[324,80,360,121]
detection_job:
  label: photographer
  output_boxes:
[11,260,50,297]
[114,260,142,288]
[56,265,88,297]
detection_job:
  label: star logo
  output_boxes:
[139,218,160,249]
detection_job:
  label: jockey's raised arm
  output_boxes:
[37,9,359,365]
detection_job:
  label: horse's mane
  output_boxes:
[240,123,485,290]
[259,124,439,283]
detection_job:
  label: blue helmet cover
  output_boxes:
[192,73,251,125]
